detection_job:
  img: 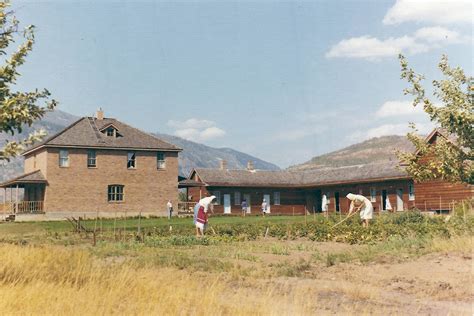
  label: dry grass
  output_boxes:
[0,244,315,315]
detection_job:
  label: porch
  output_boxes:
[0,170,47,214]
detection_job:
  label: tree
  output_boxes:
[397,54,473,184]
[0,1,57,161]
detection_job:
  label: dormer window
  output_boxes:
[100,123,120,138]
[106,128,116,137]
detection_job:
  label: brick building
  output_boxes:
[1,110,181,218]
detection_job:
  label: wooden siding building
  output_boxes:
[180,131,473,215]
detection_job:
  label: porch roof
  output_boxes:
[0,170,47,188]
[178,179,207,188]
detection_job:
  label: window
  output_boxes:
[59,150,69,167]
[274,192,281,205]
[157,152,166,169]
[127,152,136,169]
[234,192,241,205]
[370,187,376,202]
[106,127,116,137]
[213,191,221,205]
[108,185,124,202]
[409,184,415,201]
[87,150,97,168]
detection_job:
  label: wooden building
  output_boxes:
[180,131,473,215]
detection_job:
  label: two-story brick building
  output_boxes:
[1,110,181,218]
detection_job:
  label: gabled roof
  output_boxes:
[0,170,47,187]
[189,162,409,188]
[23,117,182,155]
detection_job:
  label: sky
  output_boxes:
[11,0,473,168]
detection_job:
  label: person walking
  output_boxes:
[346,193,373,227]
[261,199,268,217]
[241,199,248,217]
[166,200,173,220]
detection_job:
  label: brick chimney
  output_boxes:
[219,159,228,170]
[96,108,104,120]
[247,161,254,171]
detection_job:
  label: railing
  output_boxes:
[0,201,44,214]
[177,202,196,213]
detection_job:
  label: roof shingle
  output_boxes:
[192,162,409,188]
[23,117,181,155]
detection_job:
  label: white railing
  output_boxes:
[178,202,196,213]
[0,201,44,214]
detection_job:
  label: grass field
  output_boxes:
[0,212,473,315]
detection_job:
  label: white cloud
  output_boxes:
[167,118,215,129]
[326,35,428,60]
[326,26,468,60]
[383,0,472,25]
[200,126,226,140]
[168,118,226,142]
[375,100,424,118]
[414,26,465,44]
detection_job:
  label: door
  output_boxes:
[243,194,251,213]
[334,192,340,212]
[396,189,404,211]
[263,194,271,213]
[382,190,387,210]
[223,194,231,214]
[315,190,322,213]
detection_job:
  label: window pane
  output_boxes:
[127,152,136,169]
[108,185,124,202]
[234,192,241,205]
[87,150,96,167]
[274,192,281,205]
[59,150,69,167]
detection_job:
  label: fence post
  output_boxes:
[138,211,142,235]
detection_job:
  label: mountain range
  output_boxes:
[289,135,414,171]
[0,110,280,181]
[0,109,415,182]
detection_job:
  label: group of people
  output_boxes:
[166,192,376,237]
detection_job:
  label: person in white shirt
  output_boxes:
[321,194,329,217]
[166,200,173,220]
[261,199,268,217]
[346,193,374,227]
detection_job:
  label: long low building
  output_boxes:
[180,130,473,215]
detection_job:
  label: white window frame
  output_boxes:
[234,192,241,205]
[87,149,97,168]
[274,192,281,205]
[157,152,166,169]
[127,152,136,169]
[370,187,376,202]
[108,185,124,202]
[59,150,69,167]
[106,127,116,137]
[409,184,415,201]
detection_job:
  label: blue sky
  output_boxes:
[12,0,473,167]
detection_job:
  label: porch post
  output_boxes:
[15,184,19,213]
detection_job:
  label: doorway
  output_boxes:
[334,192,340,212]
[243,194,251,213]
[315,190,322,213]
[396,189,404,211]
[382,190,388,210]
[223,194,231,214]
[263,194,271,213]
